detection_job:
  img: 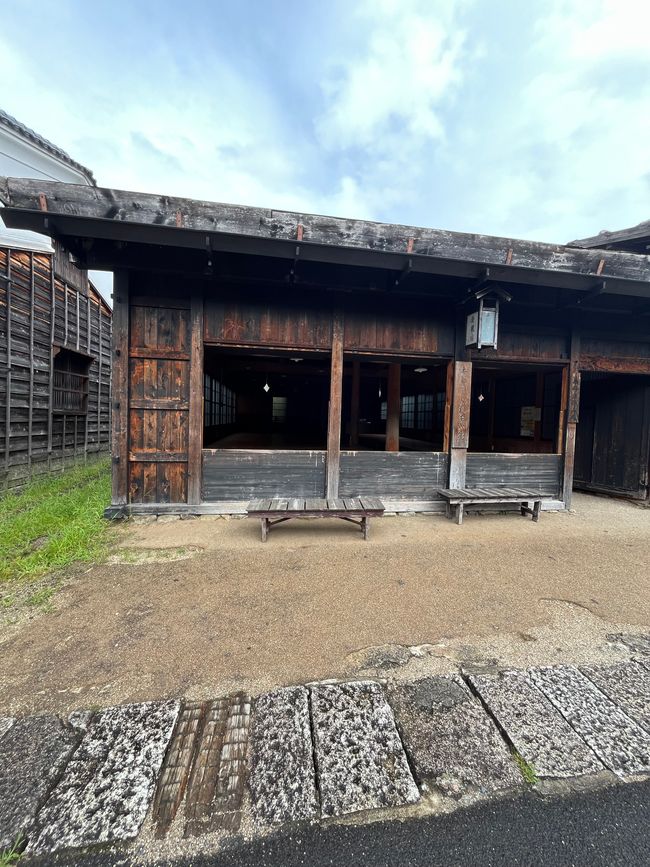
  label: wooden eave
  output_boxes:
[2,177,650,298]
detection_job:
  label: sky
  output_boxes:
[1,0,649,297]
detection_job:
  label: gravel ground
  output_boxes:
[0,493,648,715]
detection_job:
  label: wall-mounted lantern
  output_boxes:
[465,285,512,350]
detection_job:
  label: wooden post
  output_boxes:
[557,366,569,454]
[111,271,130,505]
[534,371,544,444]
[28,252,35,471]
[562,331,581,510]
[349,359,361,448]
[187,292,204,505]
[386,362,401,451]
[326,312,344,498]
[4,251,11,472]
[47,258,55,469]
[442,360,453,452]
[449,361,472,488]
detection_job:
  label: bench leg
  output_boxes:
[520,503,527,517]
[532,500,541,522]
[456,503,464,525]
[445,501,452,520]
[261,518,268,541]
[362,516,369,540]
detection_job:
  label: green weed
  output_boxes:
[0,835,24,865]
[515,752,539,785]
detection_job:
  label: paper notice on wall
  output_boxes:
[520,406,540,437]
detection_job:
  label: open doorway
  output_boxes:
[342,360,449,451]
[469,364,564,454]
[574,373,650,499]
[203,347,330,449]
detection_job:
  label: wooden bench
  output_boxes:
[246,497,385,541]
[439,488,548,525]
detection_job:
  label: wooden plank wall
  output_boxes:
[339,452,449,499]
[202,450,326,500]
[204,292,454,356]
[466,453,562,496]
[0,248,112,491]
[127,297,191,504]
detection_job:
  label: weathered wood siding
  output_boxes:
[0,248,112,491]
[470,329,569,363]
[339,451,449,498]
[574,378,650,498]
[204,293,454,356]
[127,298,191,503]
[465,452,562,496]
[202,449,326,500]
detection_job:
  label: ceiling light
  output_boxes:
[290,357,303,362]
[414,367,427,373]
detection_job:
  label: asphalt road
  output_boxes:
[38,779,650,867]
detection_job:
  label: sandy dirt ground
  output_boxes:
[0,493,648,715]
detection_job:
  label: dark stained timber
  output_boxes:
[0,247,112,492]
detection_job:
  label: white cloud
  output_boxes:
[316,1,466,151]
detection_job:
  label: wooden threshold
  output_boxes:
[105,498,566,518]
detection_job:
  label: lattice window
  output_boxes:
[52,348,90,415]
[401,394,415,428]
[204,374,236,426]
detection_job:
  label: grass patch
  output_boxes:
[0,836,24,865]
[514,752,539,785]
[0,459,112,588]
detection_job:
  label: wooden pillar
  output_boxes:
[4,251,11,472]
[534,371,544,444]
[562,331,581,510]
[111,271,130,506]
[187,292,204,505]
[442,360,453,452]
[349,359,361,448]
[386,363,401,451]
[449,361,472,488]
[326,312,344,498]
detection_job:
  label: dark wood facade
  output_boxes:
[0,246,112,491]
[1,177,649,512]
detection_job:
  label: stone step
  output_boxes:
[580,661,650,735]
[249,686,318,827]
[530,665,650,777]
[390,675,521,797]
[311,680,420,818]
[468,670,603,778]
[29,700,179,855]
[0,715,81,851]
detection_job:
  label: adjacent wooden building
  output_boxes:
[0,244,112,490]
[1,176,649,513]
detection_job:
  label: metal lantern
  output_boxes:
[465,285,511,350]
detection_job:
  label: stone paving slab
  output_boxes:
[249,686,318,826]
[0,717,14,741]
[468,670,603,778]
[29,701,179,855]
[581,662,650,734]
[530,665,650,777]
[311,681,419,818]
[0,715,81,850]
[390,675,521,798]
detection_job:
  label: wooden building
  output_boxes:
[0,112,112,490]
[1,176,649,513]
[0,245,113,490]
